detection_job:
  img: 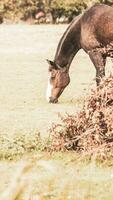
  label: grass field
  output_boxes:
[0,24,113,199]
[0,24,112,137]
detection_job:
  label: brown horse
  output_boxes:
[46,4,113,103]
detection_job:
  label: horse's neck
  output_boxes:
[54,17,81,68]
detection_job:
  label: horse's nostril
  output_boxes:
[49,97,58,103]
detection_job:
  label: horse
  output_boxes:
[46,4,113,103]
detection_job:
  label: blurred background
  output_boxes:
[0,0,113,25]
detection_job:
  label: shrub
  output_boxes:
[49,75,113,159]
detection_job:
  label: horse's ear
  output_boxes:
[46,59,55,66]
[46,59,60,70]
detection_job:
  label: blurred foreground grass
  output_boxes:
[0,152,113,200]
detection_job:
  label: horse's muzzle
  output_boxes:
[49,97,58,103]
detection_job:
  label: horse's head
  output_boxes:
[46,59,70,103]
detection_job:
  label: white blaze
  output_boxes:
[46,73,53,102]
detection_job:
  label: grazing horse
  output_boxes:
[46,4,113,103]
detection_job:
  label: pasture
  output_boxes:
[0,24,97,137]
[0,24,112,137]
[0,24,113,199]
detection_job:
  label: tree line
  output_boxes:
[0,0,113,24]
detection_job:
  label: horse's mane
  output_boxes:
[54,14,82,62]
[59,13,82,42]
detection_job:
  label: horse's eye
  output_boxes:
[51,76,55,80]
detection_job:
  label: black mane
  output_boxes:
[54,14,82,67]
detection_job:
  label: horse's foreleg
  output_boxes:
[88,50,106,86]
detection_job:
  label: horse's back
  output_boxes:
[80,4,113,49]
